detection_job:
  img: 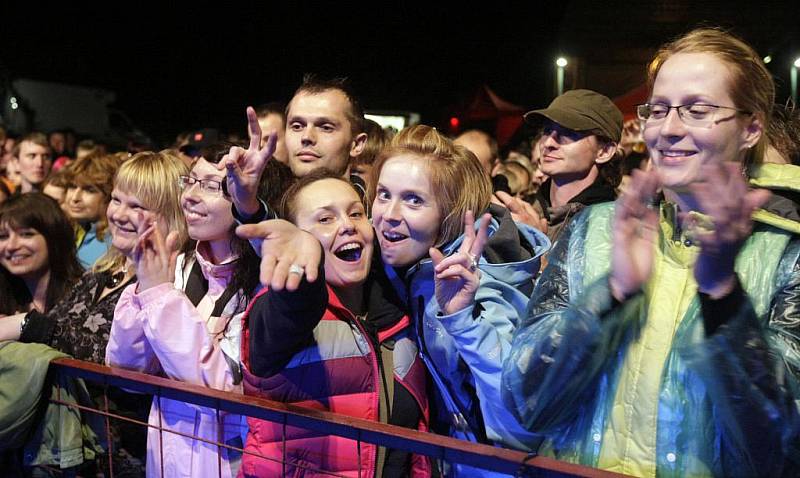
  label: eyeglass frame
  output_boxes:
[178,175,229,196]
[635,103,752,127]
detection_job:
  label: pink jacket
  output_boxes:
[105,249,250,478]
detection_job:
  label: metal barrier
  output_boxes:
[47,357,625,477]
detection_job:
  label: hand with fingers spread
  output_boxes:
[430,210,491,315]
[688,161,771,298]
[218,106,278,217]
[236,219,322,291]
[132,218,181,292]
[609,168,661,301]
[494,190,548,233]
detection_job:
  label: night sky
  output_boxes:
[2,2,799,146]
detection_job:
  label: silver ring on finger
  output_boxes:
[466,253,478,272]
[288,263,305,276]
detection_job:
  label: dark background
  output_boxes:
[2,1,799,145]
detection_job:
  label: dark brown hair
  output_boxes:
[0,193,83,314]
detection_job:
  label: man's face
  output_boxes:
[49,133,66,155]
[13,141,51,191]
[285,90,363,178]
[538,120,604,182]
[258,113,288,164]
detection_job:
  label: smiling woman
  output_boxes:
[239,168,431,477]
[503,28,800,477]
[0,193,82,316]
[62,153,124,268]
[106,143,263,478]
[367,125,550,476]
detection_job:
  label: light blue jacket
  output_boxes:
[384,206,550,477]
[76,223,111,269]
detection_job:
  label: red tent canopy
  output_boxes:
[613,83,649,121]
[461,85,526,146]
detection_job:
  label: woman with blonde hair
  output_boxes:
[0,151,188,363]
[504,28,800,476]
[107,142,264,478]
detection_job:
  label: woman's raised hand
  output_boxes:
[132,216,180,292]
[609,168,660,301]
[236,220,322,292]
[429,210,490,316]
[218,106,278,217]
[688,161,771,298]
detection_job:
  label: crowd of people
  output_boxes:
[1,27,799,478]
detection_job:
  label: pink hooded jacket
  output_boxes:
[106,249,250,478]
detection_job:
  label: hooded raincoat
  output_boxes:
[503,193,800,477]
[386,205,550,477]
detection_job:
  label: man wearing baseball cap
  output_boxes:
[524,89,623,242]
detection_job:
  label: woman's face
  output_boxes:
[371,154,442,267]
[0,223,49,281]
[65,184,106,223]
[181,158,235,245]
[107,187,165,257]
[293,179,373,288]
[643,52,761,190]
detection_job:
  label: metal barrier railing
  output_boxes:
[46,357,625,478]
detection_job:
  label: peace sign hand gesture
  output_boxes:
[217,106,278,217]
[132,216,180,292]
[429,210,491,316]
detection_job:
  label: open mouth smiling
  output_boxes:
[334,242,363,262]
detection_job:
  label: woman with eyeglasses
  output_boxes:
[503,28,800,477]
[106,143,272,478]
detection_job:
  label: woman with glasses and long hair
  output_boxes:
[106,143,273,478]
[503,28,800,477]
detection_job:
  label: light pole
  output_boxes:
[556,57,568,96]
[792,57,800,104]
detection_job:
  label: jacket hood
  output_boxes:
[749,163,800,234]
[435,204,549,289]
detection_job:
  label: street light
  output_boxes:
[763,55,772,64]
[792,57,800,104]
[556,57,568,95]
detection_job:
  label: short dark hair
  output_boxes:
[352,119,388,167]
[255,102,287,119]
[291,74,364,135]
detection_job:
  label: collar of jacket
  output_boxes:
[194,241,238,281]
[537,175,616,221]
[748,163,800,234]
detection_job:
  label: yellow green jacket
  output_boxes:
[503,191,800,477]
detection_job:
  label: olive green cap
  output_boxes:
[524,89,623,142]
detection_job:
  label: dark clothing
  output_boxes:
[533,175,616,244]
[21,271,134,364]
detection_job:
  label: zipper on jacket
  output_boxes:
[413,295,477,442]
[348,310,388,478]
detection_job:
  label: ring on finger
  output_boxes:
[288,263,305,276]
[466,253,479,272]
